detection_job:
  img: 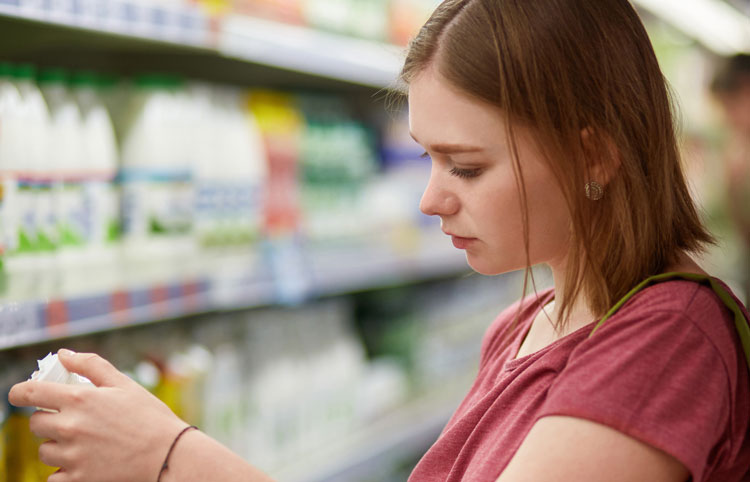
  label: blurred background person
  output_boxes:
[712,53,750,304]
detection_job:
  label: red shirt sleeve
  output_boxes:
[537,306,732,481]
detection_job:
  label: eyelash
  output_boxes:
[449,167,482,179]
[420,152,482,179]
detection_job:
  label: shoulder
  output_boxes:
[581,279,740,367]
[606,279,738,356]
[620,278,724,313]
[543,278,750,481]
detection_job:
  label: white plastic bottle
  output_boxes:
[213,87,266,248]
[190,82,220,252]
[0,62,23,299]
[72,71,121,294]
[191,85,267,285]
[220,88,267,249]
[38,68,86,297]
[8,64,53,301]
[117,74,170,287]
[117,75,194,286]
[169,80,199,282]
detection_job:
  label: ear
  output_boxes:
[580,127,621,187]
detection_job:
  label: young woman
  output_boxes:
[9,1,750,481]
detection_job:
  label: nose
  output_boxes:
[420,170,459,217]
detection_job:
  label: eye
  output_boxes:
[449,167,482,179]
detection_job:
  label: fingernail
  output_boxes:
[58,349,75,356]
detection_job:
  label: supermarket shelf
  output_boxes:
[0,0,211,48]
[219,15,403,89]
[0,2,403,89]
[271,375,471,482]
[632,0,750,55]
[0,237,470,351]
[0,280,215,351]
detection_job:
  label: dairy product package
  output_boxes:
[28,353,95,413]
[29,353,94,387]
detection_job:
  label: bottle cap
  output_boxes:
[12,63,36,80]
[37,67,68,85]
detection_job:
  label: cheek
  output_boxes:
[466,174,529,271]
[524,178,570,261]
[478,167,569,262]
[459,162,571,275]
[474,173,524,241]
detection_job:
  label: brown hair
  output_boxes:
[399,0,715,329]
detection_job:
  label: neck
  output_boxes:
[545,262,596,336]
[543,250,706,335]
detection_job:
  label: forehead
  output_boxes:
[407,69,507,147]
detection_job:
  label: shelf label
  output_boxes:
[46,299,70,337]
[0,302,40,347]
[181,281,202,311]
[150,285,170,318]
[111,290,131,325]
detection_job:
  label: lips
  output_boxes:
[444,231,477,249]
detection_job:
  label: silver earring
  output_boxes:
[585,181,603,200]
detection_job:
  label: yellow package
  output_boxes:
[6,408,57,482]
[1,403,7,482]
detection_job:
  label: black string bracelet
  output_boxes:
[157,425,199,482]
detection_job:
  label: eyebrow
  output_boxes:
[410,132,485,154]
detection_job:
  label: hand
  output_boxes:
[8,349,189,482]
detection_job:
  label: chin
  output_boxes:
[465,254,515,276]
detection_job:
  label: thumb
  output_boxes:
[57,349,129,388]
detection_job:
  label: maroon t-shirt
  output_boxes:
[409,279,750,481]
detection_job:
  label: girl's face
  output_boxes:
[408,68,572,275]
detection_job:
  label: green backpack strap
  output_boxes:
[589,272,750,374]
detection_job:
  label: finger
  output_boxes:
[30,410,61,440]
[9,381,65,411]
[57,349,128,388]
[39,440,67,468]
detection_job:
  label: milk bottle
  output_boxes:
[0,62,23,297]
[8,64,52,301]
[118,75,193,286]
[72,71,121,294]
[38,68,85,297]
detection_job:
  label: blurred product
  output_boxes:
[5,64,53,303]
[71,71,122,293]
[213,0,433,43]
[5,406,57,481]
[231,0,304,24]
[247,90,303,238]
[296,94,377,243]
[388,0,439,45]
[38,68,89,298]
[302,0,389,41]
[0,398,6,481]
[0,62,434,304]
[118,74,196,286]
[0,62,23,291]
[193,85,267,250]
